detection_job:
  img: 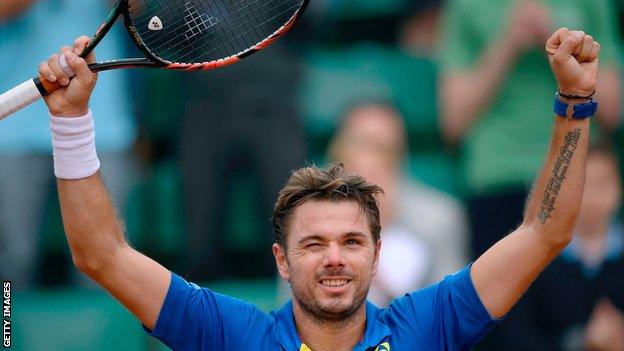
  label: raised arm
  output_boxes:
[40,37,170,330]
[471,28,600,318]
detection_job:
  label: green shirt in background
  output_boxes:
[439,0,620,195]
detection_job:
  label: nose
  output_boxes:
[324,242,345,268]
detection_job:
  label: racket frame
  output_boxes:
[88,0,310,72]
[34,0,310,95]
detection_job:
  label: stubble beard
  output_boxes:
[291,276,371,327]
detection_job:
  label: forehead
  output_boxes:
[288,199,371,243]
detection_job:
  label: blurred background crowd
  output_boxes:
[1,0,624,350]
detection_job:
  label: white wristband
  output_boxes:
[49,110,100,179]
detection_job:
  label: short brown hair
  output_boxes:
[272,162,383,248]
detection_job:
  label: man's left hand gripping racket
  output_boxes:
[0,0,309,120]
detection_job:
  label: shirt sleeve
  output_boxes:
[146,273,271,350]
[386,265,499,350]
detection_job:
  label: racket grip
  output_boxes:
[0,76,66,121]
[0,79,44,121]
[0,55,75,121]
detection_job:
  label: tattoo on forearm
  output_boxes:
[538,128,582,224]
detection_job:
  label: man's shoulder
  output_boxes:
[171,273,274,322]
[371,271,465,346]
[378,266,497,348]
[380,267,468,317]
[152,273,280,349]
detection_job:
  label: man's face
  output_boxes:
[273,199,380,321]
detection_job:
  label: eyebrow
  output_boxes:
[343,231,368,240]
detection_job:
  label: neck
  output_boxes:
[293,301,367,351]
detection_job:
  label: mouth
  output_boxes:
[320,278,350,287]
[318,278,352,293]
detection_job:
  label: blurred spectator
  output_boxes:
[0,0,136,289]
[328,102,468,305]
[400,0,445,56]
[438,0,622,259]
[179,44,305,281]
[0,0,36,21]
[499,141,624,351]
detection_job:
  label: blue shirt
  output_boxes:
[147,266,498,350]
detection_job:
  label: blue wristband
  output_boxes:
[553,93,598,120]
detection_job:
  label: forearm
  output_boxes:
[58,173,171,329]
[0,0,37,20]
[472,115,589,318]
[58,173,128,274]
[440,35,520,143]
[523,114,589,246]
[471,116,587,320]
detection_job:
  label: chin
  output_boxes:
[316,297,364,320]
[321,300,354,314]
[292,281,369,321]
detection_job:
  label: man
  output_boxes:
[35,27,597,350]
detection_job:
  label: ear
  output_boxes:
[273,243,291,282]
[372,240,381,277]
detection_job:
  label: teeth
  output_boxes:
[321,279,348,287]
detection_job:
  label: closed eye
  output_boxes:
[305,242,323,250]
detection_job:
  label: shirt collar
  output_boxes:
[273,300,391,351]
[273,301,300,351]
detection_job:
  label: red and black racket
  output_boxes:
[0,0,309,120]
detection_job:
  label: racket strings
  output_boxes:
[128,0,302,63]
[174,1,297,62]
[156,0,262,60]
[155,0,293,60]
[147,0,264,57]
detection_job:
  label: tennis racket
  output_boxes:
[0,0,309,120]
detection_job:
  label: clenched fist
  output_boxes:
[546,28,601,97]
[39,36,98,117]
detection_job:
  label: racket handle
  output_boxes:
[0,79,44,121]
[0,55,74,121]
